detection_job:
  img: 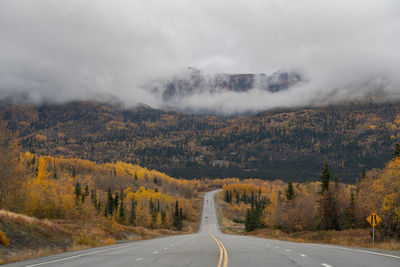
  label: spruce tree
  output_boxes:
[173,200,183,230]
[224,190,230,202]
[161,209,166,228]
[74,182,81,201]
[344,192,356,228]
[394,143,400,158]
[320,159,331,194]
[118,199,125,223]
[245,199,266,232]
[318,160,340,230]
[81,184,89,203]
[114,193,119,211]
[95,200,101,214]
[245,209,252,231]
[179,207,183,221]
[84,184,89,197]
[107,188,114,216]
[361,168,366,180]
[103,201,108,217]
[286,182,294,201]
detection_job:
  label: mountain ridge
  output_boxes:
[1,100,399,182]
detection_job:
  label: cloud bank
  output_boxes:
[0,0,399,113]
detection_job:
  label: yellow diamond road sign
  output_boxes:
[366,212,381,227]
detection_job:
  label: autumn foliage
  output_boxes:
[220,156,400,240]
[0,122,204,234]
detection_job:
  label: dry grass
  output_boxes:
[248,228,400,251]
[0,210,63,234]
[1,247,65,264]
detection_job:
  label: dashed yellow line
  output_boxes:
[210,233,228,267]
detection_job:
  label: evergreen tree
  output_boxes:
[242,193,247,203]
[344,192,356,229]
[103,201,108,217]
[91,190,97,206]
[118,199,125,223]
[245,209,252,231]
[245,199,266,232]
[81,184,89,203]
[74,182,81,201]
[285,182,294,201]
[361,168,366,180]
[224,190,231,203]
[179,207,183,220]
[394,143,400,158]
[319,191,340,230]
[114,193,119,211]
[84,184,89,197]
[173,200,183,230]
[161,209,166,228]
[95,200,101,214]
[129,199,136,225]
[107,188,114,216]
[320,159,331,194]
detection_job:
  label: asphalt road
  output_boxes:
[7,190,400,267]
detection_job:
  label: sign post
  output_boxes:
[366,212,381,247]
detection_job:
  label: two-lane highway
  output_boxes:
[7,190,400,266]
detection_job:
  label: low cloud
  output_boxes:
[0,0,399,113]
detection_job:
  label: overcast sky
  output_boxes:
[0,0,399,113]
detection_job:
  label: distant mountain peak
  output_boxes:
[146,68,302,102]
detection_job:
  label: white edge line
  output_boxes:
[316,244,400,259]
[321,264,332,267]
[25,242,147,267]
[136,258,143,261]
[300,253,307,257]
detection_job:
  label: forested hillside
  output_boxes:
[1,101,399,182]
[0,121,228,263]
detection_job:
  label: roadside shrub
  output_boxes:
[0,229,10,246]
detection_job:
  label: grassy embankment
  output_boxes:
[215,191,400,250]
[0,194,203,264]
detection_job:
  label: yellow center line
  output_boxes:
[210,233,228,267]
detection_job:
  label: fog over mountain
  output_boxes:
[0,0,400,114]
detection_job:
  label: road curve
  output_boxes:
[6,190,400,267]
